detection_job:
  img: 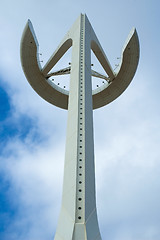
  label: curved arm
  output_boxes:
[20,20,70,109]
[92,28,140,109]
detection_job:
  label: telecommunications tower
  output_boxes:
[21,14,139,240]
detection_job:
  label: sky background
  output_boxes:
[0,0,160,239]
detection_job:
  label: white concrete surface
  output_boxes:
[21,14,140,240]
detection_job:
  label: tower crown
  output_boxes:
[21,14,139,110]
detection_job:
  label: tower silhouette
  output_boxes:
[21,14,139,240]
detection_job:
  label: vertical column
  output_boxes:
[75,14,85,223]
[54,14,101,240]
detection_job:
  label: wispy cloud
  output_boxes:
[0,0,160,239]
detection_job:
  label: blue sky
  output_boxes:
[0,0,160,239]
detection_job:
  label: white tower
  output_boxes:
[21,14,139,240]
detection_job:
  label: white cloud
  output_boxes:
[0,134,65,240]
[0,0,160,239]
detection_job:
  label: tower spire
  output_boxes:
[21,13,139,240]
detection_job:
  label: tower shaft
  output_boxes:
[21,12,140,240]
[54,14,101,240]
